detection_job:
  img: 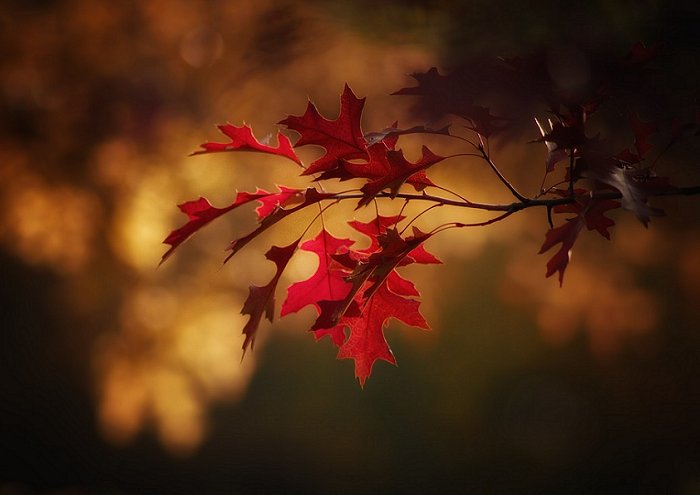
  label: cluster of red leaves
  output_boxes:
[162,86,448,386]
[282,217,439,386]
[162,42,698,385]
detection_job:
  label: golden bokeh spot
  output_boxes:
[98,360,149,445]
[502,241,659,357]
[109,166,181,271]
[95,285,254,454]
[0,156,101,274]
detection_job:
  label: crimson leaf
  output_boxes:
[539,193,620,285]
[225,188,335,263]
[191,123,301,165]
[279,84,367,175]
[280,229,354,317]
[241,239,300,354]
[336,279,429,387]
[161,191,267,264]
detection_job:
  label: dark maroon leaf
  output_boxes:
[539,193,620,285]
[241,239,300,354]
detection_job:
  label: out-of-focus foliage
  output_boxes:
[1,0,436,457]
[2,1,700,494]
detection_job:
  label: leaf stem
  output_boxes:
[429,210,515,235]
[400,204,443,235]
[429,184,473,205]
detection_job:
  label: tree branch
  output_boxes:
[332,185,700,214]
[477,144,529,202]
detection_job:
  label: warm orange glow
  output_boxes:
[501,226,660,356]
[3,0,690,460]
[109,167,182,271]
[4,3,700,493]
[0,157,101,274]
[98,360,149,445]
[96,286,255,454]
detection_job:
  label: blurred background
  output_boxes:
[2,0,700,493]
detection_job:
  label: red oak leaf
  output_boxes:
[279,84,367,175]
[254,186,304,220]
[313,324,347,347]
[358,145,444,206]
[463,105,511,137]
[405,243,442,265]
[309,218,407,319]
[539,193,620,285]
[225,188,335,263]
[392,67,509,136]
[553,197,619,239]
[314,142,393,183]
[347,217,440,265]
[191,123,301,165]
[312,141,439,199]
[336,280,429,387]
[360,227,435,300]
[241,239,300,354]
[312,297,362,336]
[391,67,473,119]
[539,218,582,287]
[161,190,267,264]
[312,222,435,333]
[280,229,354,317]
[347,215,404,254]
[386,270,420,297]
[397,227,443,267]
[391,67,451,99]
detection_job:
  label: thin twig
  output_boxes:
[430,210,516,235]
[331,185,700,213]
[477,144,529,202]
[400,204,443,235]
[429,184,473,205]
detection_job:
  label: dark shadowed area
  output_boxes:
[2,1,700,493]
